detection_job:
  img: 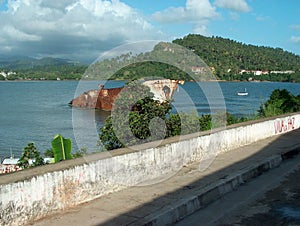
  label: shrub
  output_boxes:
[258,89,300,117]
[18,143,44,169]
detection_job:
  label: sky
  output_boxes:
[0,0,299,63]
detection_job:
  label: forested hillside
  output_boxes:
[0,57,75,69]
[1,34,300,82]
[0,57,87,80]
[86,34,300,82]
[173,34,300,81]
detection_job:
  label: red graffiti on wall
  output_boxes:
[274,117,295,134]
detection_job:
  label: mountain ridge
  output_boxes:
[0,56,83,70]
[1,34,300,82]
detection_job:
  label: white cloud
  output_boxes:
[151,0,218,36]
[0,0,161,62]
[3,25,41,41]
[230,12,240,20]
[41,0,75,11]
[214,0,250,12]
[290,25,300,30]
[256,15,269,21]
[152,0,218,23]
[193,24,210,36]
[291,36,300,43]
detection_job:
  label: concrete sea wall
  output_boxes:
[0,113,299,225]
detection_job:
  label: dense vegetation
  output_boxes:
[99,86,299,151]
[5,64,87,80]
[83,42,209,81]
[99,82,246,150]
[17,143,45,169]
[110,61,191,81]
[15,134,87,170]
[15,64,87,80]
[0,56,74,69]
[258,89,300,117]
[85,35,300,82]
[99,82,172,150]
[173,34,300,82]
[1,35,300,82]
[0,57,87,80]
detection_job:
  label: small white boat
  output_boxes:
[237,88,248,96]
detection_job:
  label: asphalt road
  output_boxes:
[176,154,300,226]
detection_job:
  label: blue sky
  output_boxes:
[0,0,299,62]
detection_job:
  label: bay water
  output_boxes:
[0,80,299,158]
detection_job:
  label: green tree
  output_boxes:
[44,148,54,158]
[73,147,88,158]
[165,112,202,137]
[99,81,221,150]
[18,143,45,169]
[258,89,300,117]
[226,112,248,125]
[199,114,212,130]
[100,81,172,150]
[165,113,181,137]
[99,116,122,150]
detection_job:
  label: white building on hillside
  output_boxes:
[0,71,7,78]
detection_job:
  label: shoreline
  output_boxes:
[0,79,299,84]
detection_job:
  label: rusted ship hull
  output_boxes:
[70,87,123,111]
[70,79,183,111]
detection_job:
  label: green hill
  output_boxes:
[0,57,87,80]
[173,34,300,81]
[2,34,300,82]
[85,34,300,82]
[0,56,78,69]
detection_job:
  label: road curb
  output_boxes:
[141,147,300,226]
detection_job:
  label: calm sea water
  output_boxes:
[0,80,299,157]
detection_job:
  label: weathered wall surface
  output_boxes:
[0,113,299,226]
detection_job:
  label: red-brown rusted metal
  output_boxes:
[70,79,184,111]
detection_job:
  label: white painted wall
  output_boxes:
[1,113,299,226]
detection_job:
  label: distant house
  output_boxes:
[0,71,16,79]
[254,70,263,76]
[0,157,54,174]
[239,70,252,74]
[239,70,274,76]
[191,66,205,74]
[270,70,295,74]
[8,71,16,76]
[0,71,7,78]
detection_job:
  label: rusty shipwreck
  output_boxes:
[69,79,184,111]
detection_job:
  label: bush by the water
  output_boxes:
[17,143,45,169]
[258,89,300,117]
